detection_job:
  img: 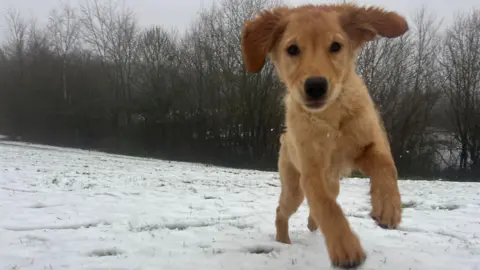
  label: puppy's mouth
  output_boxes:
[304,99,326,110]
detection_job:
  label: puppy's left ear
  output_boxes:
[241,8,288,73]
[340,5,408,45]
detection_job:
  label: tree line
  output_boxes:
[0,0,479,181]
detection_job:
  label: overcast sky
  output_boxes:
[1,0,479,41]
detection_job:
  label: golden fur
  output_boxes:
[240,3,408,269]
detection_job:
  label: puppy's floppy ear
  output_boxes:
[241,8,288,73]
[340,5,408,45]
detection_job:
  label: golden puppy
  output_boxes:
[240,3,408,269]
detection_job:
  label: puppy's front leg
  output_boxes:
[357,143,402,229]
[301,171,366,268]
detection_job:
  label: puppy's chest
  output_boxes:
[311,129,357,157]
[287,112,362,163]
[297,120,360,161]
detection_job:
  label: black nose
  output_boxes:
[304,77,328,100]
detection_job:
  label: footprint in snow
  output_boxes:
[402,201,418,209]
[431,204,461,211]
[87,247,124,257]
[243,244,279,255]
[26,202,62,209]
[132,221,213,232]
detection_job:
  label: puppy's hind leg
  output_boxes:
[275,146,303,244]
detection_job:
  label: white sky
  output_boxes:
[0,0,479,41]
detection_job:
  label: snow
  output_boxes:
[0,141,479,270]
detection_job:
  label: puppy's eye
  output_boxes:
[329,42,342,53]
[286,45,300,56]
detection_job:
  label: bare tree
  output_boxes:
[136,26,180,121]
[47,2,81,102]
[357,7,442,176]
[440,9,480,174]
[4,9,28,59]
[80,0,139,128]
[1,9,29,136]
[176,0,285,162]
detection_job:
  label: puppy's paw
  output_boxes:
[275,233,292,244]
[327,232,366,269]
[370,191,402,229]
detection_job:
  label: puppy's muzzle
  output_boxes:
[304,76,328,108]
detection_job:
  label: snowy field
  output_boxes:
[1,141,479,270]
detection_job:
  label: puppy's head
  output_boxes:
[241,4,408,112]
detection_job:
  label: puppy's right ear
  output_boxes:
[241,8,288,73]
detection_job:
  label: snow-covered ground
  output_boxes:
[1,141,479,270]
